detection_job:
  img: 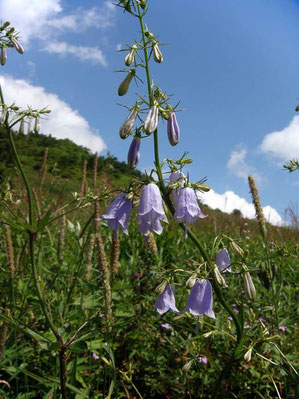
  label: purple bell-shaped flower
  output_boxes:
[216,249,232,273]
[174,187,206,238]
[169,170,185,205]
[156,284,179,314]
[137,183,168,236]
[97,193,132,235]
[183,279,215,319]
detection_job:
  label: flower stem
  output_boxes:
[136,6,243,395]
[1,84,66,396]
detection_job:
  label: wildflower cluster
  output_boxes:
[98,1,258,340]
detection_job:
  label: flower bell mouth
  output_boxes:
[97,193,133,236]
[155,284,179,314]
[174,187,206,239]
[183,279,215,319]
[137,183,168,236]
[216,249,232,273]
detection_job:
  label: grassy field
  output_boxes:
[0,131,298,398]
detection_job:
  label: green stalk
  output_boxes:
[136,5,243,396]
[1,84,67,398]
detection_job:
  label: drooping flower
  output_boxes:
[167,112,180,146]
[137,183,168,236]
[174,187,206,238]
[161,323,172,329]
[152,43,163,63]
[155,284,179,314]
[127,136,141,168]
[183,279,215,319]
[92,353,100,360]
[144,105,158,135]
[119,108,138,139]
[198,356,208,364]
[97,193,132,235]
[169,170,185,204]
[244,347,252,362]
[278,326,287,332]
[118,68,135,96]
[243,271,256,300]
[216,248,232,273]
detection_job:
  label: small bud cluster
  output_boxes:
[0,21,24,66]
[0,102,49,134]
[116,9,183,169]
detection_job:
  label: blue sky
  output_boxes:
[1,0,299,225]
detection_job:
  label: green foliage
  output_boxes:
[0,127,142,188]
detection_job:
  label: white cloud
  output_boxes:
[48,3,115,32]
[260,116,299,160]
[198,189,283,226]
[43,41,107,67]
[0,75,106,153]
[0,0,115,64]
[0,0,62,44]
[227,146,262,183]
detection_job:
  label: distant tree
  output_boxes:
[232,209,242,217]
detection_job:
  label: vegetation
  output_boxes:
[0,3,298,398]
[0,129,298,398]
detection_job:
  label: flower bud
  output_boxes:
[0,22,10,31]
[186,273,197,288]
[152,43,163,63]
[213,264,227,287]
[18,120,24,134]
[167,112,180,146]
[244,347,252,362]
[155,280,168,294]
[243,271,256,300]
[203,331,214,338]
[127,136,141,168]
[182,360,193,373]
[144,105,158,134]
[120,0,132,13]
[230,241,244,258]
[119,109,138,139]
[0,47,7,66]
[34,116,40,133]
[140,0,146,9]
[6,28,14,35]
[1,108,7,124]
[124,45,137,66]
[118,68,135,96]
[195,184,210,192]
[11,37,24,54]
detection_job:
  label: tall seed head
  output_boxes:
[248,175,267,240]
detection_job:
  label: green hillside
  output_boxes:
[0,127,297,242]
[0,127,143,195]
